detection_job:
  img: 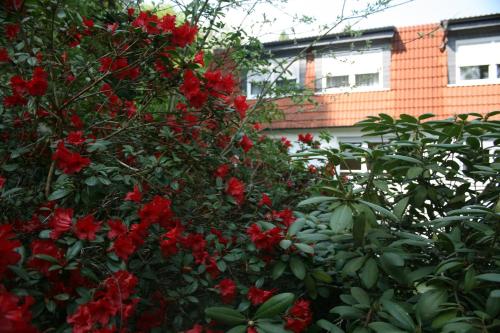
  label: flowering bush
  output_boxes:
[0,1,317,332]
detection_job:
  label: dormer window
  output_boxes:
[454,36,500,84]
[246,58,301,99]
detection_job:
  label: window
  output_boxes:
[246,58,300,98]
[455,37,500,84]
[320,49,384,92]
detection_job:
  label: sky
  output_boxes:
[223,0,500,42]
[147,0,500,42]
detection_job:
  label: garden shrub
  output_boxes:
[0,1,499,333]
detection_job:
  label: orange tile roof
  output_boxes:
[265,23,500,129]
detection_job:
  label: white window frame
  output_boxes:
[455,36,500,86]
[246,57,300,99]
[321,49,384,93]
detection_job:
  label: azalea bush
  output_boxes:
[0,1,318,332]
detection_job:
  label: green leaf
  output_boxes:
[279,239,292,250]
[351,287,370,306]
[380,299,415,331]
[289,256,306,280]
[368,322,406,333]
[272,261,287,280]
[54,293,70,301]
[393,197,409,219]
[330,305,365,319]
[312,269,333,283]
[297,196,336,207]
[316,319,345,332]
[360,258,378,289]
[384,154,423,164]
[416,289,448,321]
[476,273,500,282]
[381,252,404,267]
[204,307,246,325]
[48,188,72,201]
[66,241,83,260]
[256,322,289,333]
[343,256,365,275]
[226,326,247,333]
[294,243,314,254]
[358,200,398,222]
[254,292,295,319]
[330,205,353,233]
[287,218,305,236]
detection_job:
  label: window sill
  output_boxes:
[448,80,500,87]
[315,87,390,95]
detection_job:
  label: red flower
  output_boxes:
[214,164,230,178]
[0,225,21,278]
[3,94,27,108]
[0,48,10,62]
[239,135,253,153]
[247,328,258,333]
[127,8,135,16]
[28,239,64,275]
[180,70,208,108]
[5,23,20,40]
[226,177,245,205]
[172,22,198,47]
[52,141,91,174]
[0,288,38,333]
[0,176,5,189]
[71,114,84,129]
[107,219,127,239]
[158,14,176,33]
[66,131,86,146]
[281,137,292,149]
[74,215,101,240]
[247,287,275,305]
[298,133,313,144]
[138,195,173,226]
[215,278,237,304]
[82,17,94,29]
[186,324,204,333]
[27,76,48,96]
[194,51,204,66]
[112,234,136,260]
[247,224,283,251]
[125,185,142,202]
[284,299,313,333]
[258,193,272,207]
[10,75,28,95]
[49,207,73,239]
[160,224,183,257]
[234,95,248,119]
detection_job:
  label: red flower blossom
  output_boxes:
[112,234,136,260]
[214,164,230,178]
[158,14,176,33]
[172,22,198,47]
[27,76,48,96]
[3,94,27,108]
[71,114,84,129]
[5,23,20,40]
[49,207,73,239]
[138,195,173,226]
[186,324,204,333]
[281,137,292,149]
[125,185,142,202]
[0,176,5,189]
[247,328,258,333]
[66,131,86,146]
[284,299,313,333]
[180,70,208,108]
[215,278,237,304]
[127,8,135,16]
[247,286,275,305]
[239,135,253,153]
[0,225,21,278]
[52,141,91,174]
[272,209,296,228]
[160,224,183,257]
[258,193,272,207]
[194,51,204,66]
[82,17,94,29]
[0,288,38,333]
[10,75,28,95]
[234,95,248,119]
[74,215,101,240]
[107,219,127,239]
[308,165,317,174]
[28,239,64,275]
[226,177,245,205]
[298,133,313,144]
[0,48,10,62]
[247,224,283,251]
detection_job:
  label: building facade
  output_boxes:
[244,13,500,161]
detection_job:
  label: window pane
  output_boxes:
[459,65,489,80]
[326,75,349,88]
[355,73,379,87]
[275,78,296,89]
[497,64,500,78]
[250,81,268,96]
